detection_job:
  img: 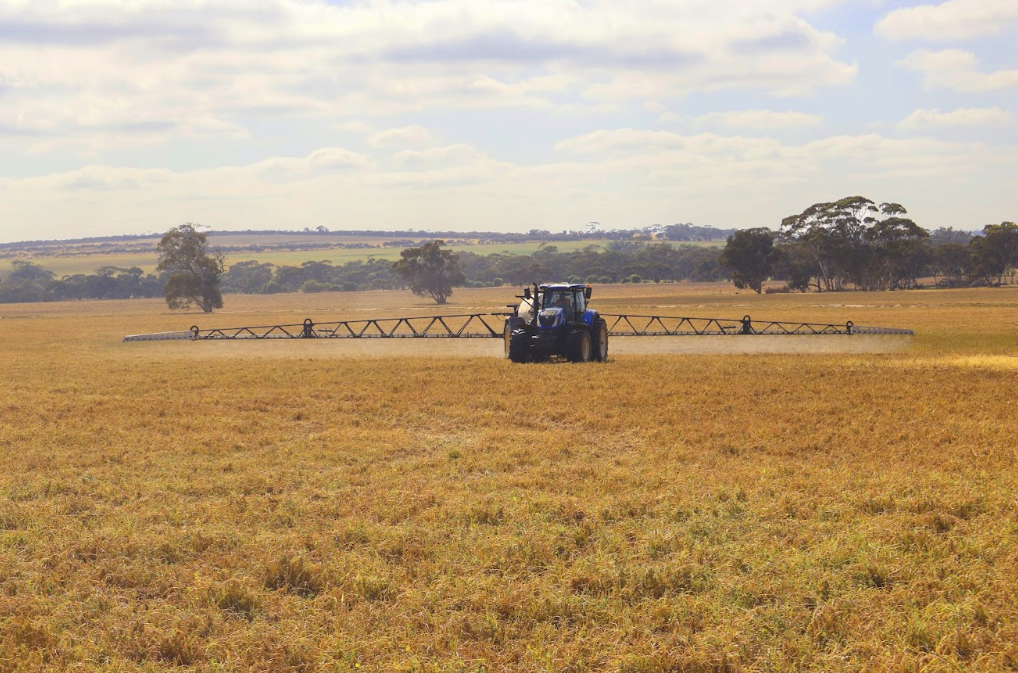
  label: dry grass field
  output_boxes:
[1,284,1017,671]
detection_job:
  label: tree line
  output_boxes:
[221,241,726,294]
[719,197,1016,293]
[0,239,726,305]
[3,202,1015,306]
[0,262,164,303]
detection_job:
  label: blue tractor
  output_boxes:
[503,283,609,363]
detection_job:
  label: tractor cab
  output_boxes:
[541,285,588,322]
[536,284,590,329]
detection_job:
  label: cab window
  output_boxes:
[573,291,586,316]
[544,291,570,310]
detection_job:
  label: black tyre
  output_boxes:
[566,329,593,363]
[591,318,609,362]
[508,328,530,363]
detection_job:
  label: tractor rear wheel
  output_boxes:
[567,329,593,362]
[508,328,530,363]
[592,318,608,362]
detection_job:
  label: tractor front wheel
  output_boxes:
[508,328,531,363]
[567,329,593,363]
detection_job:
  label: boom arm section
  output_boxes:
[124,313,912,342]
[124,313,512,341]
[601,315,913,336]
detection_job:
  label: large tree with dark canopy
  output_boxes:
[779,196,877,292]
[156,223,226,312]
[718,228,779,293]
[392,240,466,304]
[779,197,929,291]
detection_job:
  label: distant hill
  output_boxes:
[0,223,736,259]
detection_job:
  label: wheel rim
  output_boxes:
[504,326,511,358]
[599,326,608,359]
[582,335,591,361]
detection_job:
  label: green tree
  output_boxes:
[719,228,779,293]
[221,260,275,294]
[156,223,225,312]
[931,243,970,285]
[972,222,1018,285]
[772,242,816,292]
[392,240,465,304]
[0,261,55,303]
[780,196,878,291]
[9,260,56,286]
[864,204,929,290]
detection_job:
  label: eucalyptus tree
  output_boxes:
[156,223,226,313]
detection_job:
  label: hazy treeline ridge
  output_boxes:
[0,222,735,256]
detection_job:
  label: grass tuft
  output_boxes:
[210,580,262,620]
[263,555,325,597]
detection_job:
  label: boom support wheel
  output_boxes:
[592,318,608,362]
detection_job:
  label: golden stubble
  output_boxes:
[1,285,1017,671]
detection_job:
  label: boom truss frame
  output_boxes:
[123,313,912,341]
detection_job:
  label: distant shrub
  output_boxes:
[300,280,334,293]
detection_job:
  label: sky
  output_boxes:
[0,0,1016,243]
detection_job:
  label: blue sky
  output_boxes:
[0,0,1015,242]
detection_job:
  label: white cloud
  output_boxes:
[389,144,487,169]
[2,1,1014,242]
[899,49,1018,91]
[12,148,371,193]
[555,129,781,157]
[369,125,436,149]
[552,128,1008,192]
[244,148,372,179]
[688,109,824,129]
[898,107,1012,129]
[5,128,1011,243]
[0,0,857,153]
[875,0,1018,41]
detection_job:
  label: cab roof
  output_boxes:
[538,283,587,291]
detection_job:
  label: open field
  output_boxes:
[2,285,1017,671]
[0,239,725,278]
